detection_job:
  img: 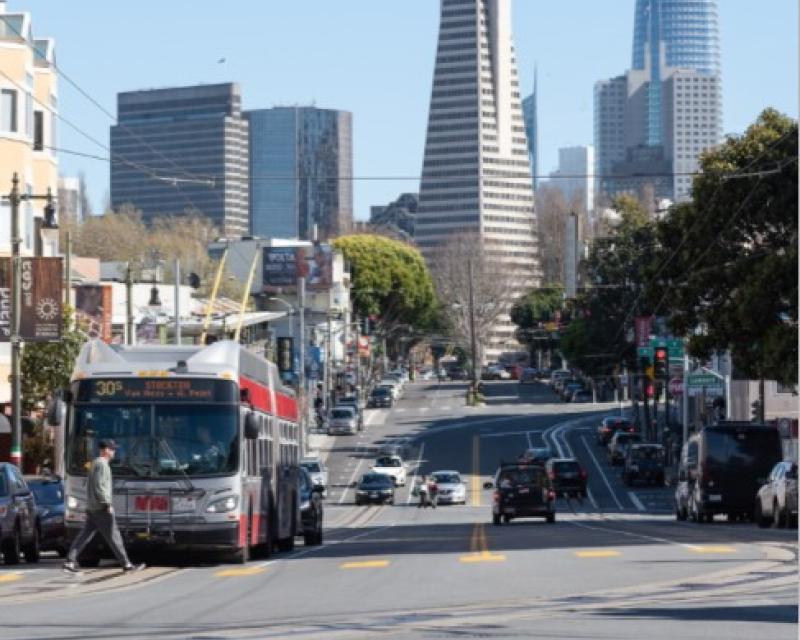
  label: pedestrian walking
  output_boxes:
[428,477,439,509]
[63,439,144,574]
[416,476,429,508]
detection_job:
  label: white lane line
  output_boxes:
[339,446,368,505]
[581,435,625,511]
[586,487,600,510]
[628,492,645,512]
[406,442,426,505]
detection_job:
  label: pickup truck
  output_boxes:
[371,455,407,486]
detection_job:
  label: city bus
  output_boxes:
[63,339,302,564]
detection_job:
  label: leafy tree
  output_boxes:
[510,284,564,361]
[650,109,798,383]
[332,234,438,340]
[21,306,87,414]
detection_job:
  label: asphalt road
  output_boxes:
[0,380,795,640]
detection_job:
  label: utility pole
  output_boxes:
[9,175,21,468]
[468,258,479,394]
[125,263,134,345]
[174,259,181,344]
[326,311,333,410]
[64,231,71,305]
[298,276,306,450]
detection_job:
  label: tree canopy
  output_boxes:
[332,234,438,337]
[650,108,798,383]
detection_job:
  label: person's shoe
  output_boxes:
[62,561,81,574]
[122,563,145,573]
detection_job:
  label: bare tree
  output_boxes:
[430,232,519,364]
[534,183,569,285]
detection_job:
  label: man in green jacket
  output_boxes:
[63,439,144,573]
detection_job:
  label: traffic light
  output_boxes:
[646,383,655,398]
[751,400,762,422]
[654,347,668,378]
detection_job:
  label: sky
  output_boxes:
[17,0,799,221]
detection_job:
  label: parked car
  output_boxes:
[519,447,554,465]
[596,417,636,446]
[299,457,328,494]
[549,370,570,388]
[25,474,66,556]
[483,365,511,380]
[755,461,798,528]
[327,406,358,435]
[368,387,393,408]
[545,458,587,498]
[378,381,401,401]
[622,444,665,486]
[0,463,40,564]
[447,367,469,381]
[675,422,782,523]
[569,389,593,403]
[560,381,585,401]
[371,455,407,486]
[488,462,556,525]
[607,432,642,466]
[297,468,324,546]
[519,368,538,384]
[355,473,395,505]
[337,395,364,431]
[430,470,467,505]
[418,369,434,381]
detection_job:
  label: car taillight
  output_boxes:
[548,490,556,501]
[628,427,635,433]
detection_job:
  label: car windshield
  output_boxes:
[553,462,579,473]
[373,388,390,397]
[68,404,239,477]
[331,409,353,419]
[301,462,321,473]
[433,473,461,484]
[29,482,63,505]
[375,457,400,467]
[498,467,545,487]
[361,474,392,487]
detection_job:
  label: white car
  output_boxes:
[430,470,467,504]
[300,457,328,491]
[379,381,402,400]
[371,455,407,486]
[327,406,357,435]
[756,461,798,528]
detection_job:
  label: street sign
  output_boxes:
[669,378,684,395]
[667,338,684,359]
[638,346,653,360]
[686,373,719,387]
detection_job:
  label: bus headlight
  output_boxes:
[66,495,84,511]
[206,496,238,513]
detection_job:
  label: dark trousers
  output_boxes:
[67,509,130,566]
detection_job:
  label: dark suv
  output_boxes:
[490,462,556,525]
[0,463,40,564]
[546,458,588,498]
[622,444,665,486]
[596,417,635,446]
[25,474,66,556]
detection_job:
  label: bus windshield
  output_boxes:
[67,404,239,478]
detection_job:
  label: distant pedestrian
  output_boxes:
[63,439,144,574]
[428,478,439,509]
[416,476,429,508]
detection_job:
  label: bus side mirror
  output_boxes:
[244,413,259,440]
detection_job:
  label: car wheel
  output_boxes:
[676,502,687,521]
[492,513,501,526]
[773,500,786,528]
[2,527,21,565]
[546,512,556,524]
[277,535,295,552]
[755,500,770,528]
[23,526,40,564]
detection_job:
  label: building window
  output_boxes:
[776,382,797,395]
[33,111,44,150]
[1,89,18,133]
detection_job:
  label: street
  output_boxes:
[0,380,795,639]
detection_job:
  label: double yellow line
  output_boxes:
[460,523,505,563]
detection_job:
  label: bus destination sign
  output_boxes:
[81,378,233,403]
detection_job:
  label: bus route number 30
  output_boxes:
[95,380,123,397]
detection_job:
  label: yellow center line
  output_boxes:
[471,434,481,507]
[340,560,390,569]
[460,523,506,563]
[687,545,737,554]
[215,566,268,577]
[0,573,22,583]
[575,550,622,558]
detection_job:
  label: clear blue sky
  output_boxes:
[18,0,799,220]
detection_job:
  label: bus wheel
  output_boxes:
[277,536,295,552]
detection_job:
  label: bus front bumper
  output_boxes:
[67,520,240,550]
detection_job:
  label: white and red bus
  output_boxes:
[63,339,316,563]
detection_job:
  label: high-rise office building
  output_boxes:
[416,0,539,360]
[521,65,539,190]
[595,0,722,205]
[111,83,249,236]
[549,146,594,215]
[246,107,353,241]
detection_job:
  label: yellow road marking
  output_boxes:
[687,545,737,554]
[215,566,267,577]
[460,523,506,563]
[575,550,622,558]
[0,573,22,583]
[471,434,481,506]
[340,560,390,569]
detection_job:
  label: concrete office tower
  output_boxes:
[246,107,353,241]
[594,0,722,205]
[549,146,594,216]
[111,83,249,236]
[417,0,539,359]
[521,65,539,190]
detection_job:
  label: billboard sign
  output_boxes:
[262,245,334,292]
[262,247,299,289]
[0,258,62,342]
[75,284,113,342]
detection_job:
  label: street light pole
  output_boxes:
[468,257,479,393]
[9,175,22,468]
[298,277,306,449]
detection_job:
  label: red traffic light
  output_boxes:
[654,347,668,361]
[646,384,655,398]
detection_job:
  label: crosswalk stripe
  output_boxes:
[340,560,390,569]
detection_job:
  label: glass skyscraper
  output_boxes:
[246,107,353,241]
